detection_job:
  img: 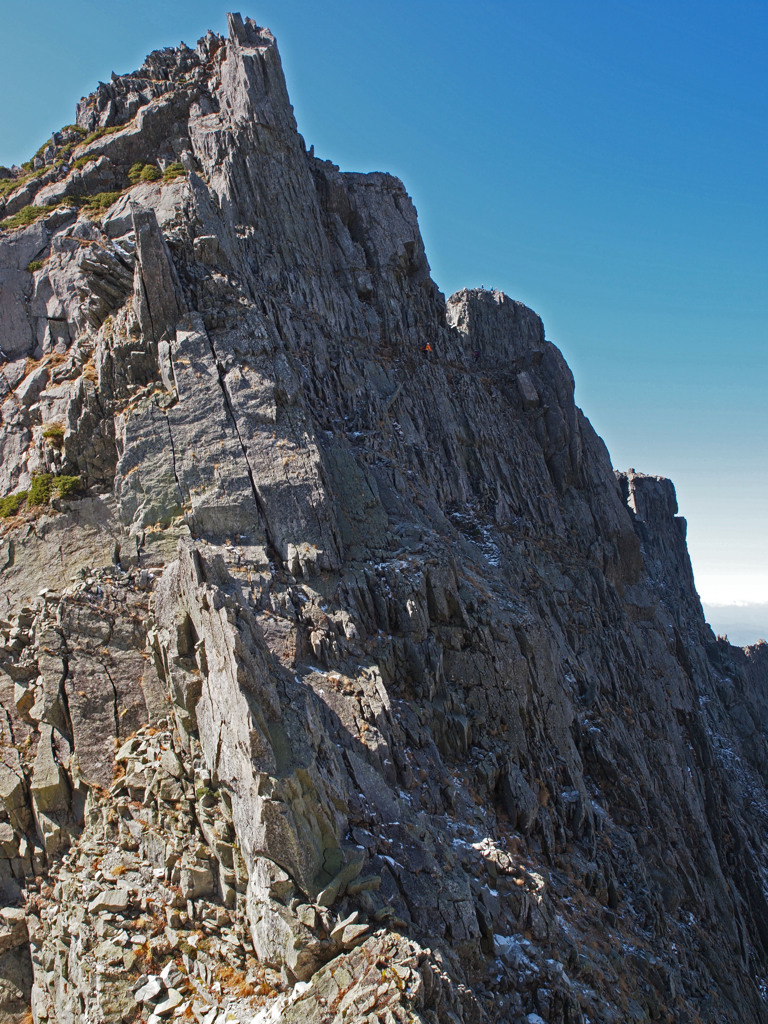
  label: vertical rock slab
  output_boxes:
[131,204,184,346]
[154,546,349,901]
[218,351,343,573]
[0,223,48,360]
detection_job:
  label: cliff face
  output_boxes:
[0,14,767,1024]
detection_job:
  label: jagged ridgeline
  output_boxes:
[0,12,766,1024]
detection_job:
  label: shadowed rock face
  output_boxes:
[1,13,767,1024]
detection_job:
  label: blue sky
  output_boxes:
[1,1,766,623]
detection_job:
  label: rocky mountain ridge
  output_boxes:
[0,12,767,1024]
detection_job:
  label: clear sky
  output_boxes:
[1,2,766,626]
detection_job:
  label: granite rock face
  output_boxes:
[1,13,768,1024]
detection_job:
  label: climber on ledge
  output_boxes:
[423,342,433,355]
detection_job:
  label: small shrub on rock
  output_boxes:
[127,161,146,185]
[81,191,123,212]
[27,473,82,507]
[42,424,65,448]
[0,166,46,199]
[0,204,55,231]
[53,475,81,499]
[72,154,97,171]
[139,164,162,183]
[80,124,123,148]
[0,492,28,518]
[163,162,186,181]
[27,474,55,506]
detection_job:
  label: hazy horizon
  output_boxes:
[702,602,768,648]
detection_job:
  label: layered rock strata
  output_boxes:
[0,13,767,1024]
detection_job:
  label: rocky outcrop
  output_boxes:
[1,13,768,1024]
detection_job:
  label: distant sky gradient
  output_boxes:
[1,1,765,634]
